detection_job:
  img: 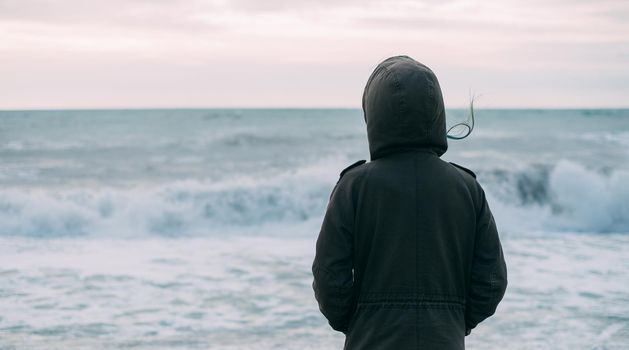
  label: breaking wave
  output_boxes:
[0,158,342,237]
[484,160,629,233]
[1,159,628,237]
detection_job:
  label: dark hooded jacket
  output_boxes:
[312,56,507,349]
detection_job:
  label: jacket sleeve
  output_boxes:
[312,180,357,333]
[465,186,508,334]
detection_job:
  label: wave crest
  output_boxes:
[1,159,628,237]
[485,160,629,233]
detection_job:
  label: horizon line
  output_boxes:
[3,106,629,112]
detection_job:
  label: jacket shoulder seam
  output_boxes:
[338,160,367,180]
[449,162,476,179]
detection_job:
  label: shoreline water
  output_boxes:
[1,232,628,349]
[1,108,628,348]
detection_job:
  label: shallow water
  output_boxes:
[2,233,628,349]
[1,109,629,349]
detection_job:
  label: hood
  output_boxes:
[362,56,448,160]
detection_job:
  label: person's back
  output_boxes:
[312,56,508,349]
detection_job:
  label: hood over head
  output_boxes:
[362,55,448,159]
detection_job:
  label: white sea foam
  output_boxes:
[2,233,628,349]
[548,160,629,232]
[487,160,629,234]
[1,158,628,237]
[2,109,629,349]
[0,156,348,237]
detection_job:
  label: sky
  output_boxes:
[1,0,628,109]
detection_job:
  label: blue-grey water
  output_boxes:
[1,109,628,349]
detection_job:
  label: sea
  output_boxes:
[1,108,628,349]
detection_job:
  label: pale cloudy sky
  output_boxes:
[1,0,628,109]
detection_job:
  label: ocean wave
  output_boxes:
[0,157,347,238]
[485,160,629,233]
[216,133,300,147]
[565,131,629,148]
[0,184,328,238]
[1,159,627,237]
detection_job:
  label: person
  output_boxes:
[312,55,507,349]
